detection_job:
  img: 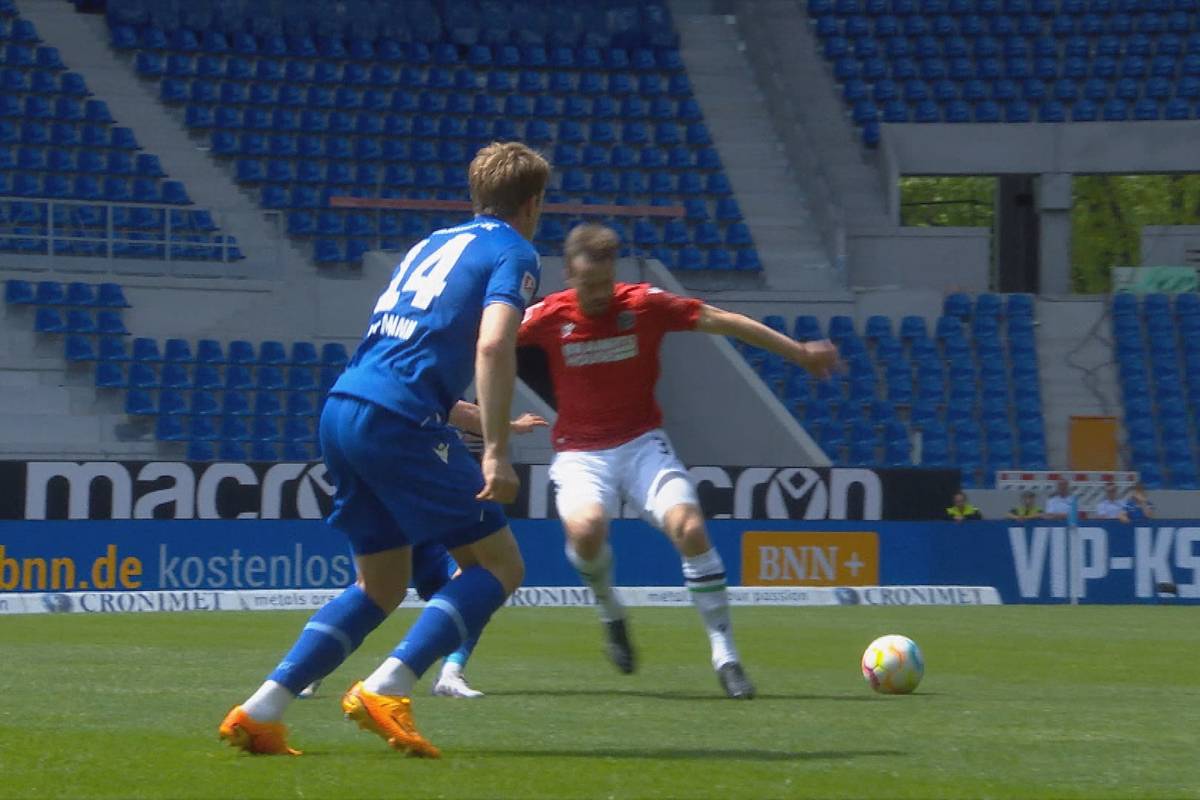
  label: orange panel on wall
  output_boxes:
[1068,416,1119,470]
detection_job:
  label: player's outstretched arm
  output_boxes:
[695,305,841,379]
[475,302,523,503]
[448,401,548,436]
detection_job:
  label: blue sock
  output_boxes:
[392,566,506,678]
[445,630,481,669]
[268,585,387,694]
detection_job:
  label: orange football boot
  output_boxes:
[341,681,441,758]
[218,706,301,755]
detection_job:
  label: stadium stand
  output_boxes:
[803,0,1200,144]
[736,292,1047,487]
[0,2,240,261]
[1111,291,1200,489]
[6,276,338,463]
[103,0,761,270]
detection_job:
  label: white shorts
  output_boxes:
[549,429,700,529]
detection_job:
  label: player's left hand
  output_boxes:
[510,413,549,435]
[794,339,843,379]
[478,455,520,504]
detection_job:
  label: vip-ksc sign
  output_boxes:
[1007,525,1200,600]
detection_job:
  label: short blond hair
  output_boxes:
[564,223,621,271]
[468,141,551,219]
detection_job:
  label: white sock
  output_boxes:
[682,548,739,669]
[439,661,462,680]
[363,657,418,697]
[241,680,294,723]
[566,541,625,622]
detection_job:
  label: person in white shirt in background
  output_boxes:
[1043,478,1074,520]
[1093,483,1125,520]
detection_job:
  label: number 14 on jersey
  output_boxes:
[373,233,477,314]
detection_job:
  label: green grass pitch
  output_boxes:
[1,606,1198,799]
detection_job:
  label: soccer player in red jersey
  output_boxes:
[518,224,839,698]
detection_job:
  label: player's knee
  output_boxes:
[567,524,607,559]
[356,578,405,613]
[481,551,524,595]
[564,510,608,555]
[665,505,710,553]
[500,555,525,595]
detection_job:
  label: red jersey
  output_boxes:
[518,283,703,451]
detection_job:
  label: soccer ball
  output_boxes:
[861,634,924,694]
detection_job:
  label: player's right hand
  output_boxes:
[477,455,520,504]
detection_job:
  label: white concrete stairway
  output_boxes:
[668,5,838,291]
[1034,297,1122,469]
[0,299,162,459]
[16,0,312,275]
[734,0,892,230]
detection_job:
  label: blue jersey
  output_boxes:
[331,216,540,426]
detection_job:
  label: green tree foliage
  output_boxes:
[1072,175,1200,293]
[900,176,997,228]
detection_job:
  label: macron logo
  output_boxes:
[434,443,450,464]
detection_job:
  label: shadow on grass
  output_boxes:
[461,747,906,762]
[294,747,906,763]
[487,688,900,702]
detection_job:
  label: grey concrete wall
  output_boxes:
[881,122,1200,175]
[1141,226,1200,266]
[847,227,991,290]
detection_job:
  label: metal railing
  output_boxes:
[0,196,244,263]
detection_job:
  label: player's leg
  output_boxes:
[220,396,411,753]
[551,450,633,672]
[343,431,518,756]
[633,431,755,699]
[412,542,485,698]
[304,542,483,700]
[659,503,753,698]
[358,526,521,696]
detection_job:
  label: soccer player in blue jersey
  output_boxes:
[219,142,550,757]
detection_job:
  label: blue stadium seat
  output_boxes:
[284,391,315,418]
[218,389,250,418]
[1102,98,1130,120]
[255,367,285,391]
[1134,98,1161,119]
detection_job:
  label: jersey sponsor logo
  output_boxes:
[520,271,537,304]
[12,461,334,520]
[367,313,418,341]
[562,334,638,367]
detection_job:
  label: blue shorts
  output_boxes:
[320,394,508,556]
[412,542,458,601]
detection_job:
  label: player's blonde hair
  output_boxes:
[564,223,621,272]
[468,141,551,219]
